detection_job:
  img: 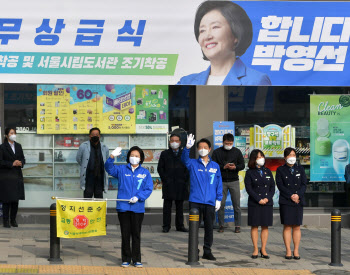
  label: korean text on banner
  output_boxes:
[56,199,106,238]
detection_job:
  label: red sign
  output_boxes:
[73,215,89,229]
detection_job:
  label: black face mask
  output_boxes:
[91,136,99,143]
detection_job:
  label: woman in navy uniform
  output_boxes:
[244,149,275,259]
[276,147,306,260]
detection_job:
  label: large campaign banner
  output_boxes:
[310,95,350,182]
[1,1,350,86]
[37,84,168,134]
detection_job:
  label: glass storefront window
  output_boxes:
[228,86,350,208]
[3,84,191,208]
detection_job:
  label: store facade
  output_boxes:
[1,0,350,226]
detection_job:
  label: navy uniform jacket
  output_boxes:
[244,167,275,207]
[276,164,307,206]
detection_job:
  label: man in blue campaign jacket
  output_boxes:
[181,134,223,261]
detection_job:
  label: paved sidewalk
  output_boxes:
[0,224,349,274]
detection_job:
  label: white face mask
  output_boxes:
[286,157,296,165]
[224,145,233,150]
[256,158,265,167]
[9,135,16,142]
[129,157,140,165]
[170,142,180,149]
[198,149,209,157]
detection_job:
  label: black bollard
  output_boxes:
[48,203,62,262]
[329,209,343,267]
[186,208,200,265]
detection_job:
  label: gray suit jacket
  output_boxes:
[76,141,110,192]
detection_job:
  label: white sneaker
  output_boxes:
[121,262,130,268]
[134,262,143,268]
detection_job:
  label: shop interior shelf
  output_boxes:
[25,162,53,164]
[54,176,80,178]
[306,191,345,193]
[24,176,53,178]
[54,147,79,150]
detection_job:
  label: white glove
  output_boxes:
[111,147,122,157]
[129,196,138,204]
[215,200,221,212]
[186,134,195,149]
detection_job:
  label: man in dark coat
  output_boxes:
[0,128,25,228]
[212,133,245,233]
[157,133,189,233]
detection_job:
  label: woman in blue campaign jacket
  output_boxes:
[244,149,275,260]
[177,1,271,86]
[105,146,153,268]
[276,147,307,260]
[181,135,222,261]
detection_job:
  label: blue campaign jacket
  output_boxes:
[181,147,223,206]
[244,167,275,207]
[276,164,307,206]
[105,157,153,213]
[177,58,271,86]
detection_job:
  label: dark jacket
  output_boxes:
[244,167,275,207]
[212,146,245,182]
[276,164,307,206]
[0,141,25,202]
[157,148,189,201]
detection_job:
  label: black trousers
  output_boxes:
[118,211,144,263]
[2,201,19,221]
[163,199,184,231]
[84,170,104,198]
[190,202,215,255]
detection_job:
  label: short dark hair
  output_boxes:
[248,149,265,169]
[284,147,296,158]
[197,138,211,148]
[89,127,101,135]
[4,127,16,143]
[127,146,145,165]
[223,133,234,142]
[170,133,181,140]
[194,1,253,59]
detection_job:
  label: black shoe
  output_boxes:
[251,254,258,259]
[10,220,18,227]
[285,255,293,260]
[293,255,301,260]
[162,228,170,233]
[3,220,10,228]
[234,226,241,233]
[260,250,270,259]
[217,226,224,233]
[202,253,216,261]
[176,227,189,232]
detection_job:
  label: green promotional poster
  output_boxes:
[135,85,169,133]
[310,95,350,181]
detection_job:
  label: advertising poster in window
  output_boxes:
[253,124,293,158]
[310,95,350,182]
[97,84,136,134]
[37,84,154,134]
[37,85,71,133]
[135,85,169,133]
[213,121,235,150]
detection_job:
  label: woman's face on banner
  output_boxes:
[198,9,238,62]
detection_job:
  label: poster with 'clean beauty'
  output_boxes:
[310,95,350,181]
